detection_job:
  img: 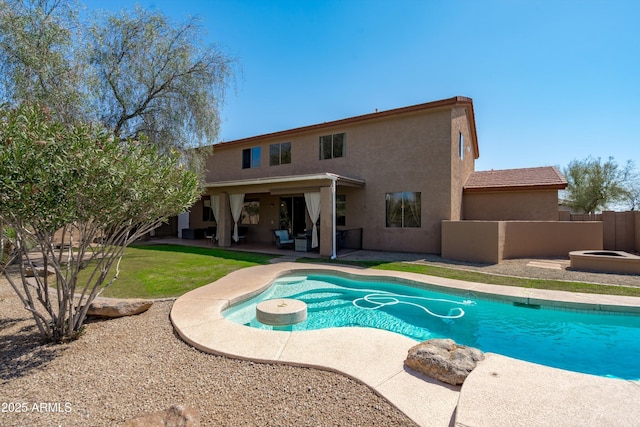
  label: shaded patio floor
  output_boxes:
[140,236,360,260]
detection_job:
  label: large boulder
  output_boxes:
[124,405,200,427]
[86,297,153,318]
[24,265,55,277]
[405,338,484,385]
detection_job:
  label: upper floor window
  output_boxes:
[458,132,464,160]
[242,147,261,169]
[385,192,421,228]
[270,142,291,166]
[319,133,345,160]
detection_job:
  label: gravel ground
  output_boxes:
[339,251,640,287]
[2,253,638,427]
[437,257,640,287]
[0,276,417,427]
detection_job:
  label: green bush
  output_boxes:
[0,103,200,341]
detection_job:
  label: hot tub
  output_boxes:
[569,250,640,275]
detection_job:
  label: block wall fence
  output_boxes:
[441,220,604,264]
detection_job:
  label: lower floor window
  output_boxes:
[385,192,421,227]
[241,198,260,224]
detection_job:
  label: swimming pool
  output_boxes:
[223,272,640,380]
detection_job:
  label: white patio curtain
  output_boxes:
[211,194,222,241]
[304,192,321,248]
[229,193,245,242]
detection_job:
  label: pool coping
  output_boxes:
[170,262,640,427]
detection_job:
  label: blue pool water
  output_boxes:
[223,273,640,380]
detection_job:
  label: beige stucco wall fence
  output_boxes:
[441,221,603,264]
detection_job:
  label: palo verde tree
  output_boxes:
[0,104,200,342]
[563,156,634,214]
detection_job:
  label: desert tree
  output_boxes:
[0,0,85,123]
[623,173,640,211]
[0,0,235,264]
[0,0,85,260]
[0,104,200,342]
[0,0,236,168]
[87,5,235,168]
[563,157,634,214]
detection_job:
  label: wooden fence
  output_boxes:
[569,213,602,222]
[564,210,639,252]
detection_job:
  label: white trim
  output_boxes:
[331,178,337,260]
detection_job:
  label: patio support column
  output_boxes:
[319,186,334,257]
[217,192,232,247]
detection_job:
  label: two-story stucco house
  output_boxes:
[179,96,565,258]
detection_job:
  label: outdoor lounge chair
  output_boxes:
[274,229,294,249]
[204,227,216,245]
[232,226,248,244]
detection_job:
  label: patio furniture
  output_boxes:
[295,234,312,252]
[274,229,294,249]
[204,227,216,245]
[336,229,348,250]
[233,226,248,244]
[181,228,204,240]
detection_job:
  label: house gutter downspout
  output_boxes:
[330,176,337,260]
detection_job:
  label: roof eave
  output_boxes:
[464,183,568,193]
[212,96,477,149]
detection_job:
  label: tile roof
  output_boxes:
[464,166,568,192]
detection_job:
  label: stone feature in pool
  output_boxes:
[223,272,640,380]
[255,298,307,326]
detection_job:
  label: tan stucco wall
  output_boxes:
[463,190,560,221]
[569,251,640,275]
[636,211,640,253]
[442,220,603,263]
[198,105,476,253]
[558,210,571,221]
[502,221,603,259]
[319,186,334,257]
[441,221,504,263]
[188,198,216,230]
[450,107,476,220]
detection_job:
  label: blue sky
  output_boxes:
[83,0,640,172]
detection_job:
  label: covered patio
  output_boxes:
[197,173,365,258]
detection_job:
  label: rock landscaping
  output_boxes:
[0,275,416,427]
[405,338,484,385]
[86,297,153,318]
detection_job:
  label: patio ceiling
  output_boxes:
[204,172,365,194]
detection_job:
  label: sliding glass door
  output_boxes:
[279,196,306,236]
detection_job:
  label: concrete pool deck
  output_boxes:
[170,262,640,427]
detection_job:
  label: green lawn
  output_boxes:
[85,245,640,299]
[297,258,640,297]
[89,244,274,298]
